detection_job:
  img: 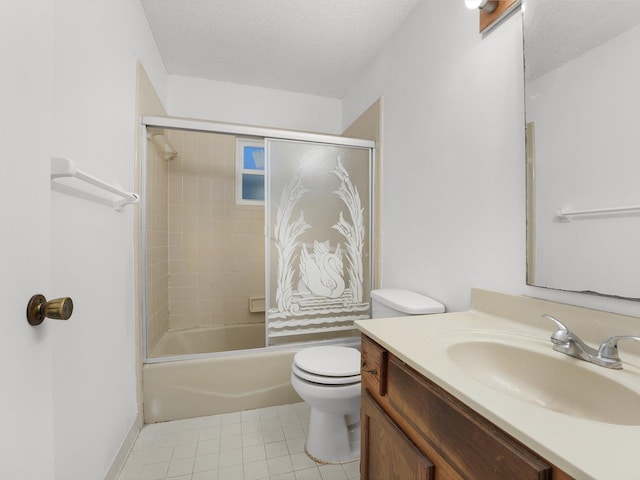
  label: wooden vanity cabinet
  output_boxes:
[360,335,574,480]
[362,390,434,479]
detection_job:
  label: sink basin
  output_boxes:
[445,336,640,425]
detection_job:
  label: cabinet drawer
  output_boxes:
[361,335,387,396]
[387,357,551,480]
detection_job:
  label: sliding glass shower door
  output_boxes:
[265,139,372,346]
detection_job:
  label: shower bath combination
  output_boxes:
[140,116,375,422]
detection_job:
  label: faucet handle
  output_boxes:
[598,336,640,360]
[541,314,571,345]
[542,314,569,330]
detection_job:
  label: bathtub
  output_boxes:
[143,347,302,423]
[150,324,266,358]
[143,325,360,423]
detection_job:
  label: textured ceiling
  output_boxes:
[141,0,420,98]
[524,0,640,81]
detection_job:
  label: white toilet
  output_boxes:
[290,288,445,463]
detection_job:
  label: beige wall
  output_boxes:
[343,98,383,289]
[166,130,265,331]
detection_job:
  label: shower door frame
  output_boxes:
[140,116,375,364]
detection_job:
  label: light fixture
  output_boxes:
[465,0,498,13]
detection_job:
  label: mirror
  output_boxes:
[524,0,640,299]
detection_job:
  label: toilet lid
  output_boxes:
[294,346,361,377]
[292,364,361,385]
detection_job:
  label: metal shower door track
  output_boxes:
[142,116,375,149]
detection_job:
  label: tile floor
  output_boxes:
[117,402,360,480]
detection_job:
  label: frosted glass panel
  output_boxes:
[266,139,371,345]
[242,173,264,200]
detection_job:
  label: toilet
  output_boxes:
[290,288,445,463]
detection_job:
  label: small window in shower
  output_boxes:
[236,138,265,204]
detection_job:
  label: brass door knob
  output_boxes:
[27,294,73,326]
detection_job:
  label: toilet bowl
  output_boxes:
[291,346,361,463]
[290,288,445,464]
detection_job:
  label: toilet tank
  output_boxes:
[370,289,445,318]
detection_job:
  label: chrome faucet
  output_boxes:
[542,314,640,370]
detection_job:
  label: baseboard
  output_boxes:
[104,414,143,480]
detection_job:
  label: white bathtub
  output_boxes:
[150,324,266,357]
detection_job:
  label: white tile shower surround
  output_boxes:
[117,403,360,480]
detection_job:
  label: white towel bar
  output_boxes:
[557,204,640,222]
[51,157,139,211]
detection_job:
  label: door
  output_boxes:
[361,391,434,480]
[265,139,372,346]
[0,2,55,478]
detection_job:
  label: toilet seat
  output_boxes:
[292,364,361,385]
[293,346,361,385]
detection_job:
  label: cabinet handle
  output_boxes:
[26,294,73,326]
[361,360,378,375]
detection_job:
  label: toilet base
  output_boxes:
[305,408,360,464]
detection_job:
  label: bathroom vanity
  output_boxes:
[360,334,567,479]
[355,289,640,480]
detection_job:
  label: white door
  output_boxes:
[0,2,56,478]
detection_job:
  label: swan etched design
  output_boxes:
[299,241,345,299]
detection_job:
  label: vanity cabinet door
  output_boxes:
[361,390,434,480]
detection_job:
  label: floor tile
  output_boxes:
[142,461,169,480]
[220,434,242,451]
[279,414,301,428]
[219,448,243,468]
[294,467,322,480]
[200,426,222,440]
[243,459,269,480]
[218,464,244,480]
[197,438,221,456]
[173,442,198,459]
[265,441,289,459]
[260,417,281,430]
[147,446,174,464]
[243,444,266,463]
[270,472,296,480]
[318,464,347,480]
[290,452,317,471]
[262,427,285,443]
[242,432,264,447]
[221,423,242,436]
[341,461,359,479]
[220,412,242,425]
[241,409,261,421]
[285,437,306,454]
[283,425,305,440]
[194,453,219,473]
[267,455,294,476]
[241,419,262,434]
[259,406,280,419]
[192,469,219,480]
[116,402,360,480]
[167,457,194,477]
[176,430,201,444]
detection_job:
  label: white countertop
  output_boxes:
[355,298,640,480]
